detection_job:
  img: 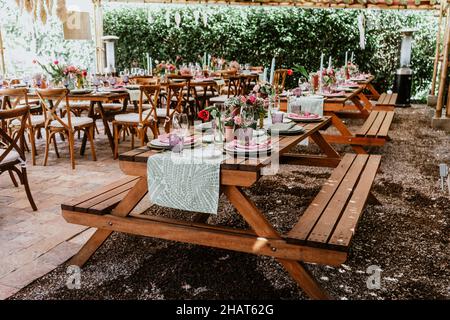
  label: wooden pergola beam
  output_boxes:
[106,0,442,10]
[0,27,6,77]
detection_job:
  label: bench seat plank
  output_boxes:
[356,111,378,136]
[307,155,369,244]
[287,154,356,241]
[367,111,386,137]
[73,179,140,213]
[328,155,381,247]
[61,176,140,211]
[377,111,394,137]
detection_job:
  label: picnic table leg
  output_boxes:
[350,96,370,118]
[366,83,380,100]
[324,114,367,155]
[80,101,95,156]
[68,177,148,267]
[310,131,340,159]
[357,93,374,113]
[223,185,329,300]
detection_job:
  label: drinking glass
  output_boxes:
[271,112,284,124]
[170,113,190,153]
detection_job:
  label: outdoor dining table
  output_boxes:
[29,90,130,156]
[62,116,346,300]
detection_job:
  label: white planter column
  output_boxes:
[93,0,104,74]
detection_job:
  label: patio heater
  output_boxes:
[102,35,119,75]
[393,29,416,108]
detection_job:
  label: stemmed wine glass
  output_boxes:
[170,113,190,153]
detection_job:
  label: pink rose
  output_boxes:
[248,95,256,104]
[234,115,242,126]
[54,60,59,65]
[240,96,247,104]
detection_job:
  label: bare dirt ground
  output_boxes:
[10,105,450,300]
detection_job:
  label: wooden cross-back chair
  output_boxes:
[135,77,159,85]
[167,74,198,122]
[113,85,161,159]
[0,88,44,165]
[272,69,288,94]
[36,88,96,169]
[161,82,187,132]
[241,74,259,95]
[222,74,244,97]
[0,106,37,211]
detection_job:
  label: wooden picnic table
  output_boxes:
[62,117,356,299]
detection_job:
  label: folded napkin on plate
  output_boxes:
[229,140,271,151]
[269,122,296,132]
[158,134,195,145]
[288,112,320,119]
[341,82,359,87]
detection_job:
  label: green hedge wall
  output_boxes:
[104,6,437,101]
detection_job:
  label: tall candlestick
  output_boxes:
[149,57,153,76]
[146,53,150,75]
[207,54,211,68]
[269,57,275,85]
[319,53,324,93]
[345,51,348,66]
[351,51,354,63]
[328,56,332,69]
[203,52,207,68]
[263,67,268,82]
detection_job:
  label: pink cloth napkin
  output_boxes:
[158,134,195,145]
[229,140,271,151]
[288,112,319,119]
[341,82,359,87]
[324,91,346,97]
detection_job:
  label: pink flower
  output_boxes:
[54,60,59,65]
[240,96,247,104]
[248,95,256,104]
[253,84,260,93]
[32,59,37,64]
[233,115,242,126]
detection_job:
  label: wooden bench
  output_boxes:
[61,176,141,215]
[374,93,397,111]
[356,110,394,144]
[286,153,381,250]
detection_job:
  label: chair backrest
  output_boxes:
[225,75,244,97]
[165,82,185,117]
[139,85,161,123]
[135,77,159,85]
[36,88,71,130]
[240,74,259,95]
[167,74,194,102]
[273,69,288,94]
[0,88,29,111]
[250,66,264,72]
[0,106,30,166]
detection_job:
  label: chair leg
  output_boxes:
[52,133,60,158]
[87,126,97,161]
[8,170,19,187]
[113,123,120,160]
[68,133,76,170]
[29,127,37,166]
[21,167,37,211]
[131,127,135,149]
[43,129,50,166]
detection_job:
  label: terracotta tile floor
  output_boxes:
[0,121,142,299]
